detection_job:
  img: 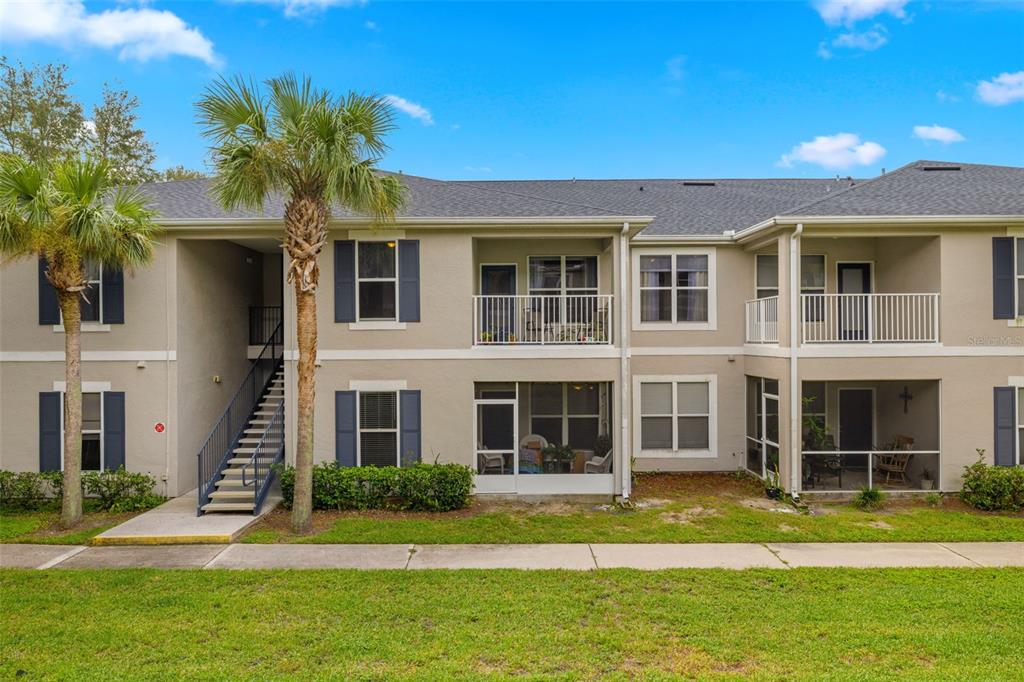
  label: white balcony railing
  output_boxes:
[473,294,613,345]
[801,293,939,344]
[745,296,779,343]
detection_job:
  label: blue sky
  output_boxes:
[1,0,1022,179]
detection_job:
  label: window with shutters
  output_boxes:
[359,391,399,466]
[56,259,104,326]
[357,241,398,321]
[634,375,717,457]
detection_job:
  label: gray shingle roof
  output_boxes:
[780,160,1024,217]
[139,159,1023,236]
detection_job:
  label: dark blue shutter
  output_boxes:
[993,238,1015,320]
[398,240,420,322]
[39,392,62,472]
[334,240,356,323]
[400,390,422,466]
[102,267,124,324]
[994,387,1017,467]
[103,392,126,471]
[335,390,357,467]
[38,258,60,325]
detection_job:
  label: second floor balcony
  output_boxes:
[746,292,940,345]
[473,294,614,345]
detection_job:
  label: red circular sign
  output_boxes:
[154,422,165,433]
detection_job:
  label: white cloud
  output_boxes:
[813,0,908,26]
[364,19,379,31]
[831,27,888,51]
[665,55,687,81]
[383,94,434,126]
[913,124,965,144]
[0,0,218,65]
[779,132,887,170]
[976,71,1024,106]
[234,0,364,18]
[817,42,833,59]
[936,90,961,104]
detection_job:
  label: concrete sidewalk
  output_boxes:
[91,489,280,545]
[2,542,1022,570]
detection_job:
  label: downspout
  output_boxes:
[788,223,803,500]
[619,222,632,501]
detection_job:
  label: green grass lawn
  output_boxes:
[0,505,136,545]
[244,473,1024,544]
[2,568,1022,680]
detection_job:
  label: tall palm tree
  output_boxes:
[0,155,159,527]
[197,75,405,533]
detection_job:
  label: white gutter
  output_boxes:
[158,215,656,229]
[734,214,1024,242]
[788,223,803,500]
[619,222,632,501]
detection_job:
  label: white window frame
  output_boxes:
[754,253,826,298]
[355,240,399,324]
[355,389,401,467]
[56,384,110,472]
[1015,236,1024,322]
[632,374,717,458]
[527,255,600,297]
[745,376,780,479]
[632,247,717,331]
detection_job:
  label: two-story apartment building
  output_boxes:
[1,160,1021,511]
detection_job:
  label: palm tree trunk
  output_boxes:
[291,283,316,533]
[57,290,83,528]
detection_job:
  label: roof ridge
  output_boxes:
[773,160,920,217]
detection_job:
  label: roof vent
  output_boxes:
[921,165,961,171]
[682,181,716,187]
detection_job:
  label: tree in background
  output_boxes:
[159,165,207,181]
[0,58,204,184]
[198,74,405,532]
[0,156,160,527]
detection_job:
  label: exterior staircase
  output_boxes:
[197,321,285,516]
[202,368,285,513]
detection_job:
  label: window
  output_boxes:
[634,249,716,328]
[528,256,597,324]
[61,392,103,470]
[1017,238,1024,317]
[58,259,102,324]
[359,391,398,466]
[755,255,778,299]
[529,382,603,451]
[357,242,397,321]
[637,377,715,455]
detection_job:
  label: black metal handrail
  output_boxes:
[249,306,283,345]
[197,321,283,514]
[241,400,285,515]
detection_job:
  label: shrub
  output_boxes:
[924,492,942,508]
[81,467,162,512]
[0,471,46,510]
[853,486,885,511]
[278,462,473,512]
[960,452,1024,511]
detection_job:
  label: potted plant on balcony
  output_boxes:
[541,443,574,473]
[479,331,493,343]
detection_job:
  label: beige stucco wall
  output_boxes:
[0,361,177,496]
[0,237,176,353]
[174,239,264,494]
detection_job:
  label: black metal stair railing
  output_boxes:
[241,400,285,515]
[197,321,283,514]
[249,306,283,345]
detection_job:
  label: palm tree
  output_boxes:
[0,155,159,527]
[197,75,405,533]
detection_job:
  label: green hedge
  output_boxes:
[960,455,1024,512]
[278,462,473,512]
[0,468,162,513]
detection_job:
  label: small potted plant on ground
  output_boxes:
[920,468,935,490]
[765,468,783,499]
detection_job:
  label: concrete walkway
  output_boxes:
[91,489,280,545]
[2,542,1022,570]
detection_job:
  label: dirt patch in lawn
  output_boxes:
[660,506,719,525]
[633,472,763,501]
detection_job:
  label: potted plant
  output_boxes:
[920,468,935,490]
[765,468,783,499]
[541,443,574,473]
[479,331,493,343]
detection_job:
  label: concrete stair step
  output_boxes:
[214,478,250,487]
[209,489,255,499]
[201,502,255,513]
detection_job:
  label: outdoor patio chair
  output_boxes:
[479,452,506,475]
[584,450,612,474]
[875,436,914,486]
